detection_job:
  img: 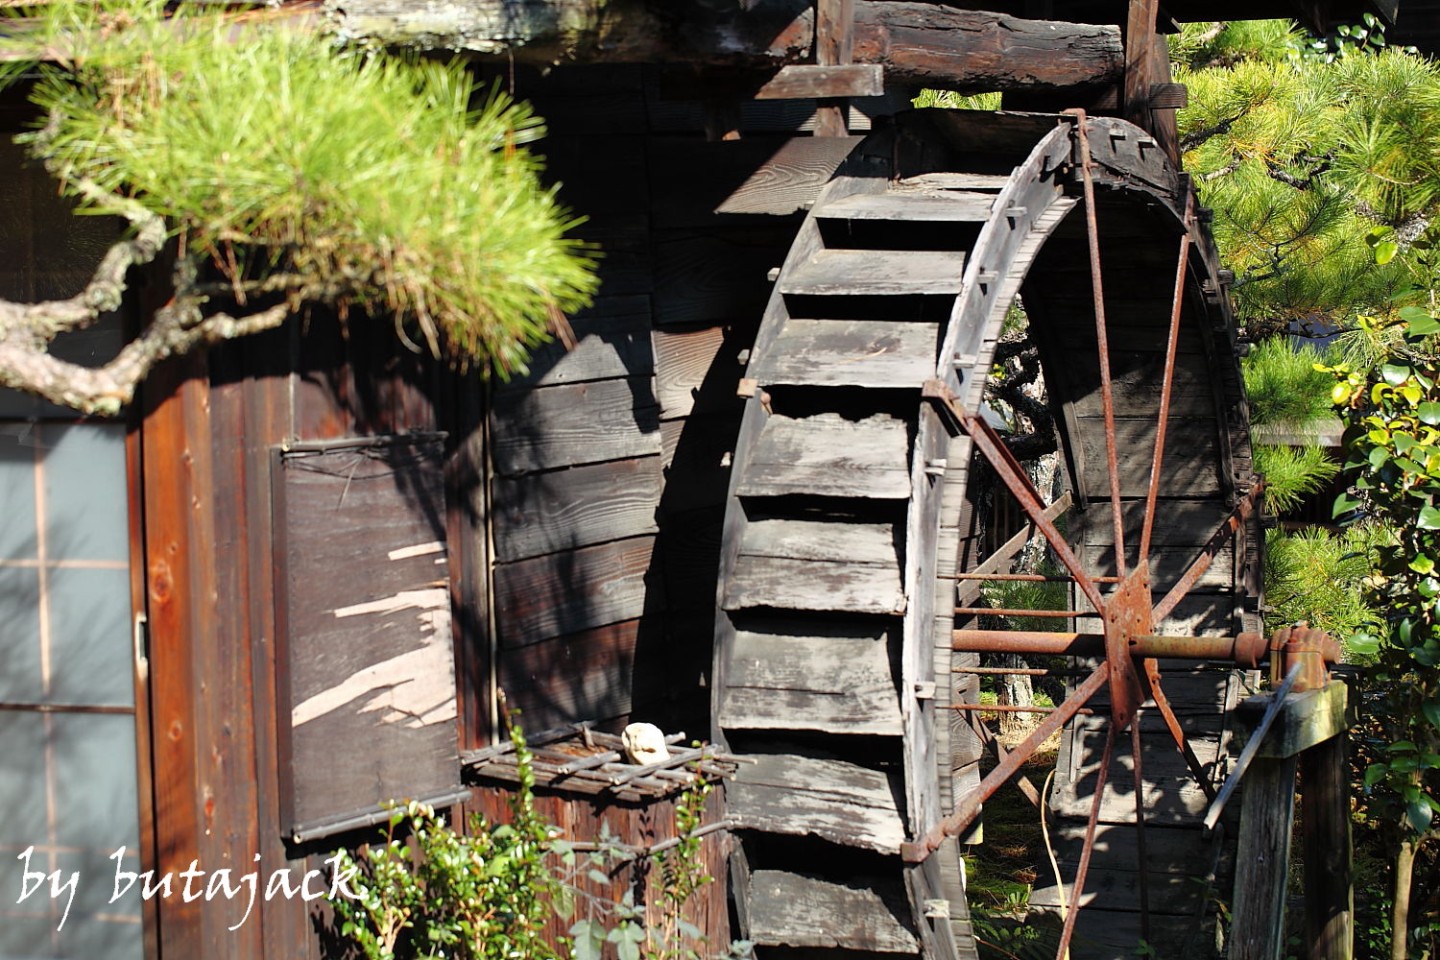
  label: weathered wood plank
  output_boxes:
[720,620,901,735]
[819,191,995,222]
[739,517,900,565]
[1229,755,1299,960]
[490,377,661,475]
[747,869,920,952]
[492,456,663,563]
[493,536,656,645]
[330,0,1124,93]
[749,318,938,388]
[498,295,654,391]
[498,620,648,729]
[1075,416,1220,498]
[1243,681,1347,760]
[781,248,967,296]
[737,411,911,499]
[724,554,906,615]
[653,320,754,420]
[898,172,1012,191]
[754,63,884,99]
[652,226,793,326]
[729,754,905,853]
[712,136,865,216]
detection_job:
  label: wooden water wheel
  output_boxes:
[711,109,1265,960]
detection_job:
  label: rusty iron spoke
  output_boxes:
[1131,717,1151,944]
[1139,191,1195,568]
[1056,721,1117,959]
[901,661,1111,863]
[1145,657,1218,802]
[959,412,1107,613]
[1069,110,1128,578]
[1152,485,1263,622]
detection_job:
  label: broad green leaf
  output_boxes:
[1411,554,1436,575]
[1384,363,1412,386]
[1420,506,1440,529]
[1334,492,1362,517]
[1376,239,1400,264]
[1425,702,1440,731]
[1370,446,1391,471]
[1348,632,1380,656]
[1409,798,1434,834]
[1365,763,1389,787]
[1406,310,1440,337]
[1421,402,1440,425]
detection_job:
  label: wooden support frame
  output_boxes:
[814,0,855,137]
[1227,680,1353,960]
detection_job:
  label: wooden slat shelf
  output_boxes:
[462,724,740,803]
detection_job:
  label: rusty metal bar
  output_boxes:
[951,571,1123,584]
[1152,484,1263,622]
[952,629,1267,666]
[1139,190,1195,568]
[954,665,1091,678]
[1069,109,1128,578]
[901,661,1111,863]
[1145,657,1218,802]
[957,410,1108,613]
[948,702,1095,716]
[1056,721,1118,958]
[954,606,1089,619]
[1131,717,1151,943]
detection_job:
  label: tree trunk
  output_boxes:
[1394,837,1417,960]
[325,0,1124,93]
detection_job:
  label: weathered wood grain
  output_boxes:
[738,517,901,564]
[754,64,884,100]
[724,554,906,615]
[728,754,906,853]
[492,456,663,563]
[653,321,754,420]
[782,248,967,296]
[490,377,661,475]
[736,411,912,499]
[820,191,995,222]
[746,869,920,952]
[498,295,654,391]
[750,318,938,388]
[493,535,656,646]
[720,619,901,735]
[652,226,792,327]
[328,0,1124,93]
[499,620,647,729]
[1074,416,1220,499]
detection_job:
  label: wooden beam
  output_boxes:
[1239,680,1348,760]
[753,64,883,100]
[814,0,855,136]
[1229,755,1299,960]
[1302,734,1354,960]
[327,0,1124,93]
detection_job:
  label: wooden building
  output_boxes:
[0,1,1397,959]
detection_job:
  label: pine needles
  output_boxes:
[0,0,598,378]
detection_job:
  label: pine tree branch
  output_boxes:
[1265,153,1333,191]
[0,294,291,416]
[1180,110,1248,153]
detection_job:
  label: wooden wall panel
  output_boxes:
[491,378,662,475]
[492,456,663,564]
[494,535,658,647]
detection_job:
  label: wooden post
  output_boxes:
[1229,755,1299,959]
[1228,679,1352,959]
[1301,733,1354,959]
[814,0,854,138]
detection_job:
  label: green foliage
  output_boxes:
[1262,524,1382,646]
[329,726,560,960]
[1174,21,1440,336]
[912,90,1003,111]
[1242,336,1339,426]
[1253,443,1341,513]
[0,0,597,378]
[980,563,1068,633]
